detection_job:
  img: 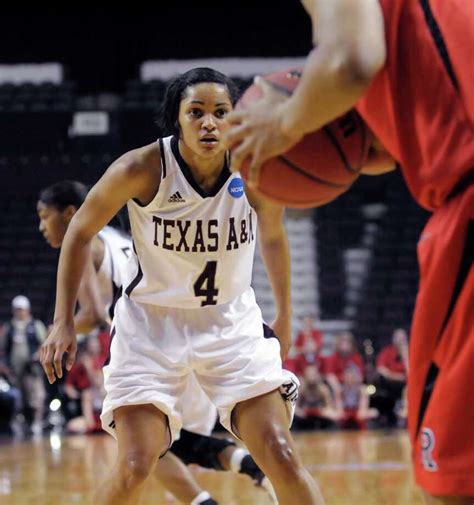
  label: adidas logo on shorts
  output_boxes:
[168,191,185,203]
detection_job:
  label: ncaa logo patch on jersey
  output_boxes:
[421,427,438,472]
[228,177,244,198]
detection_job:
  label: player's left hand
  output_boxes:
[271,314,292,361]
[225,77,302,188]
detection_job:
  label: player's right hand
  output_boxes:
[225,77,301,185]
[40,323,77,384]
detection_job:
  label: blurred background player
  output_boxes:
[226,1,474,503]
[37,179,275,504]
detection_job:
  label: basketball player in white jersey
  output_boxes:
[39,67,324,505]
[37,180,275,505]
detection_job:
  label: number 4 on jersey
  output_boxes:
[194,261,219,306]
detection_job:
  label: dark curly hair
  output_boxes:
[39,180,88,210]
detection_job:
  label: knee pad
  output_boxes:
[170,429,235,470]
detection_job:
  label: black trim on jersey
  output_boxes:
[158,416,173,459]
[124,242,143,297]
[170,135,231,198]
[108,285,122,321]
[159,137,167,179]
[103,326,116,367]
[419,0,459,90]
[415,220,473,436]
[416,362,439,437]
[439,220,473,339]
[263,322,280,343]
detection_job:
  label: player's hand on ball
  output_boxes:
[225,76,302,187]
[271,314,292,362]
[40,323,77,384]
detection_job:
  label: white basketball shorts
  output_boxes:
[101,287,298,443]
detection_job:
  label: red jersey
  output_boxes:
[325,352,365,381]
[294,353,327,377]
[66,362,92,391]
[356,0,474,211]
[294,329,323,352]
[376,344,407,375]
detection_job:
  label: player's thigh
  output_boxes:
[114,404,169,459]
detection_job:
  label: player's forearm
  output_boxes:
[280,47,373,139]
[258,231,292,317]
[53,222,93,327]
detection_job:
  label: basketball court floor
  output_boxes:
[0,429,424,504]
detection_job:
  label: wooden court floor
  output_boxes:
[0,429,424,504]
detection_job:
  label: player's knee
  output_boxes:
[119,450,156,489]
[263,426,300,476]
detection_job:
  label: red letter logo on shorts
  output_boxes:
[421,427,438,472]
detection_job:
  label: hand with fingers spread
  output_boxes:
[225,76,302,188]
[40,323,77,384]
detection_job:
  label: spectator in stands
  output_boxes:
[294,314,323,354]
[1,295,47,435]
[376,328,409,427]
[325,331,365,396]
[0,362,20,434]
[293,336,327,379]
[377,328,409,382]
[295,365,340,428]
[336,365,378,429]
[64,337,105,434]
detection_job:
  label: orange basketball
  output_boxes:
[237,69,373,208]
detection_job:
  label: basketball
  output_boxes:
[236,69,373,208]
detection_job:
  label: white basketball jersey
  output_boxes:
[123,135,257,309]
[97,226,133,315]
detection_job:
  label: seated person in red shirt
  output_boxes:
[294,315,323,354]
[335,365,378,430]
[376,328,409,426]
[377,328,408,383]
[293,337,327,379]
[325,331,365,397]
[295,365,340,426]
[64,337,105,434]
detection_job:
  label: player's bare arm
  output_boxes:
[246,185,292,360]
[74,246,108,334]
[226,0,386,183]
[40,143,162,383]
